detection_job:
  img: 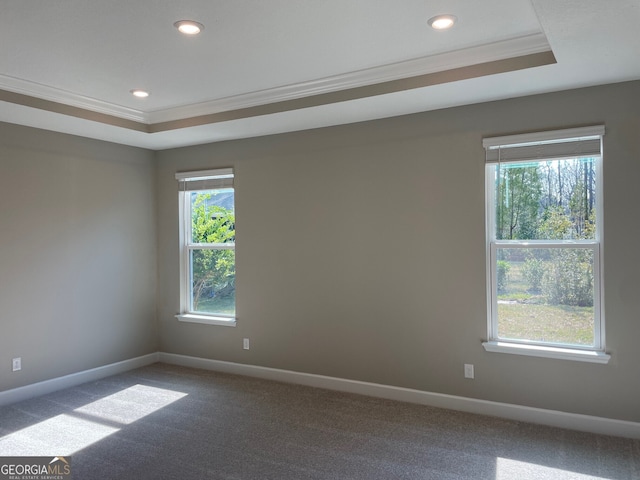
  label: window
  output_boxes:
[483,126,609,363]
[175,169,236,326]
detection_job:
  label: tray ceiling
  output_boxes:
[0,0,638,149]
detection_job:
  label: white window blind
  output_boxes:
[483,125,604,164]
[175,168,234,191]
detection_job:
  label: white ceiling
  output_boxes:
[1,0,639,150]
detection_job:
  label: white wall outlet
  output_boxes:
[243,338,250,350]
[464,363,474,379]
[12,357,21,372]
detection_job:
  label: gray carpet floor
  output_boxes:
[0,363,638,479]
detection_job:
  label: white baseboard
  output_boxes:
[159,352,640,440]
[3,351,638,440]
[0,352,159,407]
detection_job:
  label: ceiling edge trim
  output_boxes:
[0,74,147,123]
[0,90,150,133]
[0,50,556,136]
[149,50,557,133]
[148,32,550,124]
[0,32,549,126]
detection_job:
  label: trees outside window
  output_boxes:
[189,190,235,315]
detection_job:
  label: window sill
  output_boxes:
[482,341,610,364]
[175,314,237,327]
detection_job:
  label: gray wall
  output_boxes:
[0,123,158,391]
[156,81,640,422]
[1,81,637,423]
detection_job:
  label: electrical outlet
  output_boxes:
[464,363,474,379]
[243,338,250,350]
[12,357,21,372]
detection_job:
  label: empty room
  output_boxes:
[1,1,639,479]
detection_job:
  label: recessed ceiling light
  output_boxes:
[130,89,150,98]
[174,20,204,35]
[428,14,457,30]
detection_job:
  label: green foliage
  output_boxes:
[539,206,574,240]
[535,204,594,307]
[496,260,510,292]
[542,250,593,307]
[522,257,544,292]
[190,192,235,312]
[192,194,235,244]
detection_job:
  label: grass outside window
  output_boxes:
[496,259,594,346]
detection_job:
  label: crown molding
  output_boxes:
[0,74,147,123]
[147,32,550,123]
[147,51,555,133]
[0,32,550,127]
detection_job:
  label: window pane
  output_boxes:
[190,249,235,315]
[190,189,235,244]
[494,158,597,240]
[495,247,595,346]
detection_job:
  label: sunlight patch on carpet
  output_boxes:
[75,384,188,425]
[0,384,188,456]
[0,414,119,456]
[496,457,612,480]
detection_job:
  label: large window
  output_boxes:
[483,126,609,363]
[176,169,236,326]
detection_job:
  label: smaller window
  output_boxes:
[176,169,236,326]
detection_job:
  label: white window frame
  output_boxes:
[482,126,609,363]
[175,168,236,327]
